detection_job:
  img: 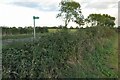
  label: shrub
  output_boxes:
[2,27,117,78]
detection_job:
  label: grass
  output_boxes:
[64,31,118,78]
[48,29,59,33]
[48,29,77,33]
[107,35,118,74]
[118,31,120,77]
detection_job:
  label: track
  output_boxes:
[2,37,34,46]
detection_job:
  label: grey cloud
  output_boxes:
[119,1,120,8]
[84,2,117,9]
[10,2,59,12]
[12,2,39,8]
[39,4,59,11]
[111,4,118,8]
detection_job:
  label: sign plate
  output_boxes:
[33,16,39,19]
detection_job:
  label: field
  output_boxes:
[2,29,77,40]
[2,26,118,78]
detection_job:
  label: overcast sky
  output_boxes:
[0,0,118,27]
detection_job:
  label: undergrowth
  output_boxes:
[2,26,118,78]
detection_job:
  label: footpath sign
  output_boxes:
[33,16,39,39]
[33,16,39,19]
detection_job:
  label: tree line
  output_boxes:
[57,0,116,28]
[2,27,48,35]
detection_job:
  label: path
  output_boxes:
[2,37,34,46]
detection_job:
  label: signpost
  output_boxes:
[33,16,39,39]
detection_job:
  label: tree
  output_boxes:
[102,14,115,27]
[73,15,84,27]
[85,18,90,27]
[85,14,100,26]
[70,26,74,29]
[86,13,115,27]
[72,6,84,27]
[56,0,83,28]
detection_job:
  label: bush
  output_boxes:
[2,26,117,78]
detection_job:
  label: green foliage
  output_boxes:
[86,14,115,27]
[57,0,83,27]
[2,27,118,78]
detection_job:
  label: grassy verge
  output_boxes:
[62,29,118,78]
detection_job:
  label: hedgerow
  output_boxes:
[2,26,117,78]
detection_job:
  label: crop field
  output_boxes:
[2,26,118,78]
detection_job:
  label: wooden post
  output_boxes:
[33,16,36,39]
[33,16,39,39]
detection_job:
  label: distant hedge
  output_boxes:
[2,27,48,35]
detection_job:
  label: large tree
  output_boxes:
[57,0,84,28]
[85,14,115,27]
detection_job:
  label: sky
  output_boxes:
[0,0,119,27]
